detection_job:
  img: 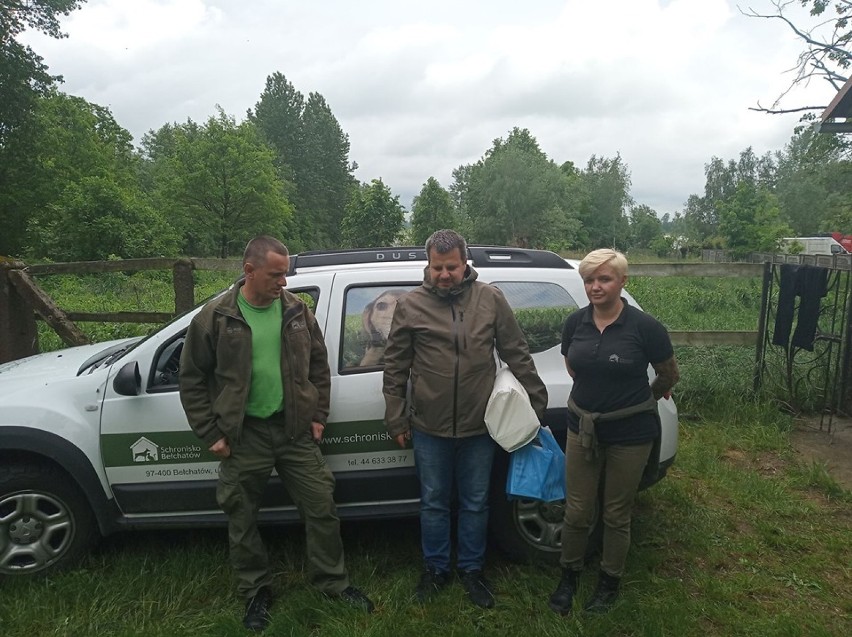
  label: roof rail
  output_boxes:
[287,246,571,275]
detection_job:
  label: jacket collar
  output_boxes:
[422,263,479,300]
[215,279,299,320]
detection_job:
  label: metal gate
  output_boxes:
[754,254,852,432]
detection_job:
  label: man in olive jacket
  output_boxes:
[180,235,373,632]
[383,229,547,609]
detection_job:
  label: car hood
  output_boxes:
[0,338,139,381]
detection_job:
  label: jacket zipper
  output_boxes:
[281,305,300,436]
[452,303,460,436]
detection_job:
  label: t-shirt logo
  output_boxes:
[609,353,633,364]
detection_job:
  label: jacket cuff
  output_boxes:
[201,427,225,449]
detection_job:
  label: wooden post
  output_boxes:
[0,260,39,363]
[172,259,195,314]
[6,268,89,347]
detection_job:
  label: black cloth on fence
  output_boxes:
[771,264,829,352]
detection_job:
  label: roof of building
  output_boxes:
[819,76,852,133]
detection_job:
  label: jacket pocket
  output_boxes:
[411,368,454,427]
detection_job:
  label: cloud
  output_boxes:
[19,0,841,215]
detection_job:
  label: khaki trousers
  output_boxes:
[216,415,349,599]
[559,430,652,577]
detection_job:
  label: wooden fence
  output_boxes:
[0,258,764,364]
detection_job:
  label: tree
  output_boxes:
[682,147,779,250]
[744,0,850,114]
[628,204,663,250]
[341,178,404,248]
[0,90,148,258]
[454,128,582,249]
[576,154,632,249]
[297,92,357,248]
[0,0,87,256]
[680,194,718,247]
[717,182,792,257]
[34,176,177,261]
[411,177,457,245]
[448,163,474,237]
[249,73,356,249]
[249,72,304,177]
[0,0,84,146]
[145,108,294,258]
[774,122,851,233]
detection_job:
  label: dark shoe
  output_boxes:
[459,570,495,609]
[548,568,579,616]
[243,586,273,632]
[584,571,620,614]
[415,568,450,603]
[334,585,375,613]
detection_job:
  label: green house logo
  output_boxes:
[130,437,159,463]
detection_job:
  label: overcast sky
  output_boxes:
[21,0,841,217]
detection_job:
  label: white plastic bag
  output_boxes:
[484,366,540,452]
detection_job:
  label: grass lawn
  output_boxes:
[2,407,849,637]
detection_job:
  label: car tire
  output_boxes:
[0,462,98,576]
[488,452,602,565]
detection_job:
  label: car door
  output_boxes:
[98,309,216,516]
[98,281,329,518]
[319,269,422,509]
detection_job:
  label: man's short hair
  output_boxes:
[243,235,289,266]
[425,229,467,262]
[578,248,628,279]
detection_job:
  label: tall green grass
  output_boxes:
[2,411,849,636]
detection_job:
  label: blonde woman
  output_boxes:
[549,248,679,615]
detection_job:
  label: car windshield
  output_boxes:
[77,339,143,375]
[103,287,231,367]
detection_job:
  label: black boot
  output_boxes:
[584,570,620,613]
[548,568,579,615]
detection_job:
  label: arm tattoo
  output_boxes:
[651,356,680,400]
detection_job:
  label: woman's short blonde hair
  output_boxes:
[578,248,628,279]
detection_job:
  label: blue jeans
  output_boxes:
[412,429,496,573]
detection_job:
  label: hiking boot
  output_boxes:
[242,586,273,632]
[459,570,495,609]
[333,586,375,613]
[415,568,450,603]
[584,571,620,613]
[548,568,579,616]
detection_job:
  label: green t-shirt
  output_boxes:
[237,292,284,418]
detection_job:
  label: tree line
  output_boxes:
[1,1,850,262]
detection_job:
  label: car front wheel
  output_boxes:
[490,495,565,564]
[488,452,602,565]
[0,463,97,576]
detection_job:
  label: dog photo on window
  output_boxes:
[360,289,406,366]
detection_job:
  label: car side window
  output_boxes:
[491,281,580,353]
[293,288,319,313]
[148,332,186,392]
[340,285,415,372]
[146,287,320,393]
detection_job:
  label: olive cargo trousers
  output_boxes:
[216,415,349,599]
[559,430,653,578]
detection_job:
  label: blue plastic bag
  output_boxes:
[505,427,566,502]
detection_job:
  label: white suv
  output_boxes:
[0,246,678,575]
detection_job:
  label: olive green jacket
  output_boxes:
[179,282,330,448]
[383,265,547,439]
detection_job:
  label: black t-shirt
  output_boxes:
[561,300,674,444]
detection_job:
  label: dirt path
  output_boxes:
[790,416,852,491]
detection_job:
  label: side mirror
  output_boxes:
[113,361,141,396]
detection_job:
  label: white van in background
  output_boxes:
[779,236,850,255]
